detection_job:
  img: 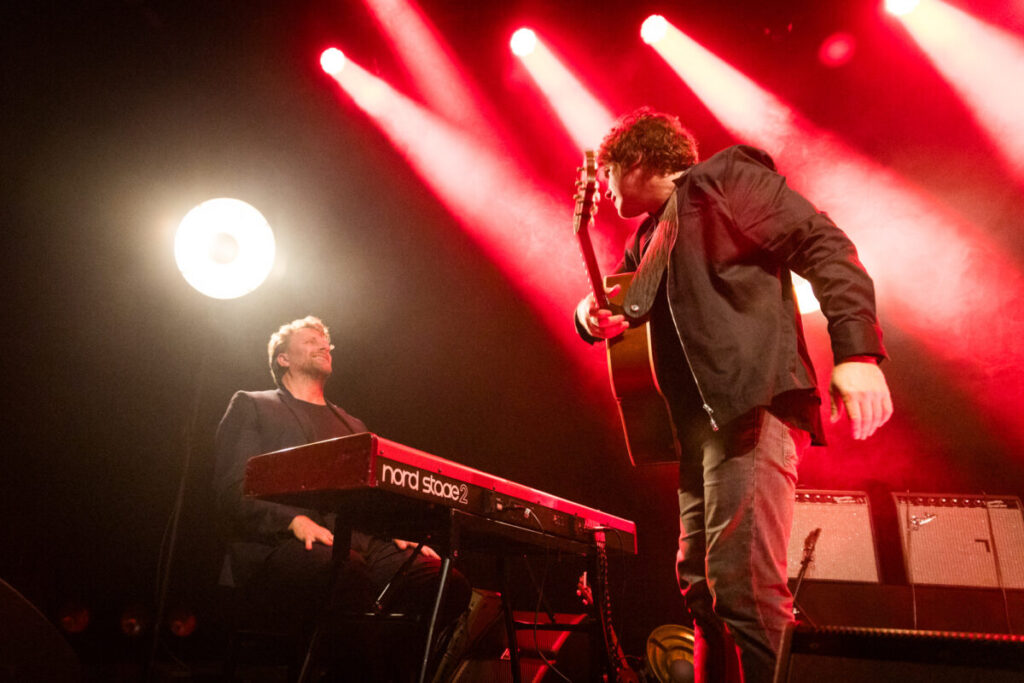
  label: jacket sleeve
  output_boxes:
[721,146,887,363]
[213,391,320,543]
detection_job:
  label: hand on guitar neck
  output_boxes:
[576,283,630,340]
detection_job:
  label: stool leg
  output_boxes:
[296,623,324,683]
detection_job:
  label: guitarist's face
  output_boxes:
[604,162,660,219]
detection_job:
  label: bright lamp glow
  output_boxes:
[510,28,537,57]
[885,0,921,16]
[818,32,857,67]
[174,198,275,300]
[320,48,346,75]
[641,15,669,44]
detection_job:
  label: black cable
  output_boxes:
[902,493,919,630]
[146,328,210,681]
[519,507,573,683]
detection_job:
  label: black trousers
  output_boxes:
[245,530,471,677]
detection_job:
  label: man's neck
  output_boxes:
[644,170,687,216]
[281,373,328,405]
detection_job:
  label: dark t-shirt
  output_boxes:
[295,399,358,442]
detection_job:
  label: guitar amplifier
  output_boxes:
[787,490,879,582]
[893,493,1024,588]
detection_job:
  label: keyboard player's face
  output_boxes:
[281,327,333,380]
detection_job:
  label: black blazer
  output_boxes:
[212,388,368,586]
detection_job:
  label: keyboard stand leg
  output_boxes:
[499,556,523,683]
[417,554,451,683]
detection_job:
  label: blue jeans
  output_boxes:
[676,408,808,683]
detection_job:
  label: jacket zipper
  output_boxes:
[664,263,719,432]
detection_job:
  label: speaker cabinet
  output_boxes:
[774,623,1024,683]
[893,493,1024,588]
[787,490,879,582]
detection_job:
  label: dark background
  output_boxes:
[3,0,1024,670]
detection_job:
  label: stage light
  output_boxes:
[320,47,346,76]
[119,603,148,638]
[174,198,275,300]
[641,15,669,45]
[56,602,90,634]
[885,0,921,16]
[818,32,857,67]
[510,27,537,57]
[167,606,197,638]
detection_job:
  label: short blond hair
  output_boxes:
[267,316,331,387]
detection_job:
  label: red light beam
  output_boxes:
[896,0,1024,181]
[647,19,1024,449]
[327,58,602,354]
[512,31,614,153]
[360,0,503,146]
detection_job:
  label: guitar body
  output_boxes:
[604,272,680,466]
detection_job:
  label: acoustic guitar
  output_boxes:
[573,150,679,466]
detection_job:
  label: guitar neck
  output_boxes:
[576,224,610,310]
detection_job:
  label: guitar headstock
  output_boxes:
[573,150,598,235]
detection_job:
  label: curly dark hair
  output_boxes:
[597,107,699,175]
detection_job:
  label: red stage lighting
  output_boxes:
[510,28,537,57]
[119,603,148,638]
[818,32,857,67]
[641,15,669,45]
[360,0,504,148]
[167,606,197,638]
[320,47,346,76]
[897,0,1024,181]
[325,57,608,353]
[512,32,614,152]
[647,17,1024,450]
[885,0,921,16]
[56,602,90,634]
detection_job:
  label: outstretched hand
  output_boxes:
[829,361,893,440]
[576,283,630,339]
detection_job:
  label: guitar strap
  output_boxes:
[622,186,680,319]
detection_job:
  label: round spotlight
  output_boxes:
[56,602,91,634]
[119,603,148,638]
[174,198,275,300]
[510,28,537,57]
[885,0,921,16]
[818,32,857,67]
[641,15,669,45]
[167,606,197,638]
[320,47,346,76]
